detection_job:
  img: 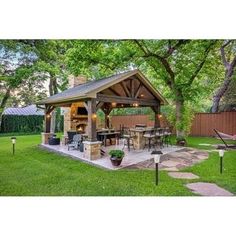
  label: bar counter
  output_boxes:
[130,127,154,150]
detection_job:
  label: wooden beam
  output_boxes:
[120,81,131,97]
[97,94,159,106]
[151,106,161,128]
[101,107,112,129]
[83,101,88,111]
[87,99,97,141]
[45,105,54,133]
[46,105,55,114]
[134,83,142,98]
[108,87,121,96]
[131,79,135,97]
[96,101,104,110]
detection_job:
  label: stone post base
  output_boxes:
[132,130,145,150]
[41,132,53,144]
[83,141,102,160]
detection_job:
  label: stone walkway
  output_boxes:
[186,182,234,196]
[126,147,209,170]
[126,147,233,196]
[168,172,199,179]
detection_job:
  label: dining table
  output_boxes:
[97,131,120,146]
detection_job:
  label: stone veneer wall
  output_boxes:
[63,107,71,135]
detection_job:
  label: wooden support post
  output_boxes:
[45,105,53,133]
[151,106,161,128]
[101,105,112,129]
[87,99,97,141]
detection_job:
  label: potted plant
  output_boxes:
[109,149,125,166]
[176,136,187,146]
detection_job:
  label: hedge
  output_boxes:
[0,115,64,133]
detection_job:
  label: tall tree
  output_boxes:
[16,40,69,132]
[211,40,236,112]
[0,41,37,129]
[66,40,217,138]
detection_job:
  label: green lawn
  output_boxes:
[0,134,235,196]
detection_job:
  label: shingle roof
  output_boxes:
[37,69,168,105]
[3,105,44,116]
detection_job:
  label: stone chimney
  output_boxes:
[68,75,87,88]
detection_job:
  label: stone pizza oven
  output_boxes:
[63,76,88,134]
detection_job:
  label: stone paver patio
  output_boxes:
[40,143,184,170]
[186,182,234,196]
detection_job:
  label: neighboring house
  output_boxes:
[3,104,44,116]
[1,105,44,133]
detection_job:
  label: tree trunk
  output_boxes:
[49,77,58,133]
[212,41,236,113]
[0,88,11,131]
[211,68,235,113]
[175,94,185,138]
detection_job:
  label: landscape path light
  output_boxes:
[11,137,16,155]
[219,149,225,174]
[151,150,163,185]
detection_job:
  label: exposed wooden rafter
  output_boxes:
[108,87,121,96]
[96,101,104,110]
[97,94,159,106]
[121,81,131,97]
[131,79,135,97]
[134,83,142,98]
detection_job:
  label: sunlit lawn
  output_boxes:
[0,134,235,196]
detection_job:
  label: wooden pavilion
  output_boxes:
[37,69,167,159]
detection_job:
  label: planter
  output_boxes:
[110,156,123,166]
[176,140,186,146]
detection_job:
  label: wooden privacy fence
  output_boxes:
[111,114,169,130]
[190,111,236,136]
[110,111,236,137]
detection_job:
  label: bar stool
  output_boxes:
[163,127,172,147]
[155,128,164,149]
[143,129,156,151]
[122,128,135,151]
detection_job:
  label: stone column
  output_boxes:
[83,141,102,160]
[63,107,71,135]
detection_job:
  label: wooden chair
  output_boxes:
[68,134,82,151]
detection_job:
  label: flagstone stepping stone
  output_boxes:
[186,182,234,196]
[197,155,209,160]
[161,167,179,172]
[168,172,199,179]
[161,160,180,167]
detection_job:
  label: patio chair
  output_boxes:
[68,134,82,151]
[162,127,172,147]
[143,128,156,151]
[122,128,135,151]
[67,131,77,145]
[213,129,236,149]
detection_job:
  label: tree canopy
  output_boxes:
[1,39,235,138]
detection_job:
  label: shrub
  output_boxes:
[109,150,125,159]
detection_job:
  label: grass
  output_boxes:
[184,136,236,194]
[0,134,235,196]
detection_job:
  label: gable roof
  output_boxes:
[3,105,44,116]
[37,69,168,105]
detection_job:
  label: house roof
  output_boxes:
[37,69,168,105]
[3,105,44,116]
